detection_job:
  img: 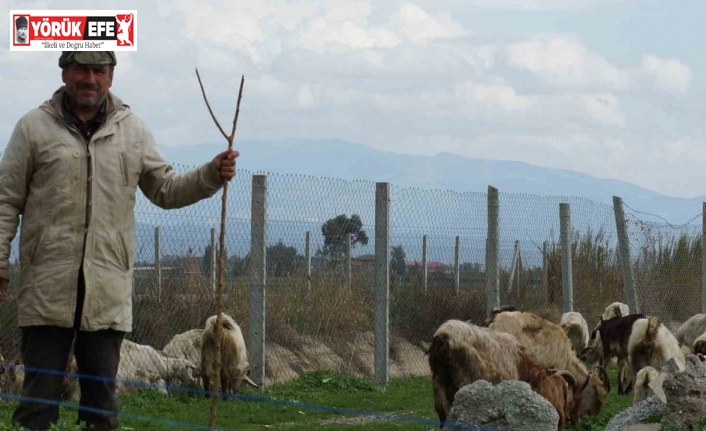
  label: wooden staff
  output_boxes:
[195,69,245,431]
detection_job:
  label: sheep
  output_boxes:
[675,313,706,355]
[428,319,583,430]
[579,313,645,395]
[602,302,629,320]
[487,310,608,418]
[632,366,666,405]
[163,328,205,368]
[560,312,589,353]
[119,340,200,394]
[201,313,259,398]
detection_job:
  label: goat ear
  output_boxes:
[596,366,610,394]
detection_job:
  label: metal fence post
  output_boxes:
[702,203,706,313]
[507,240,519,294]
[346,233,352,290]
[613,196,639,313]
[305,230,311,295]
[486,186,499,316]
[210,227,216,296]
[374,182,390,386]
[250,175,267,390]
[422,234,428,291]
[560,203,574,313]
[154,226,161,301]
[542,240,548,299]
[454,236,460,295]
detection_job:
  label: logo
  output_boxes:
[10,10,137,51]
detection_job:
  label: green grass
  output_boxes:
[1,367,703,431]
[0,371,438,431]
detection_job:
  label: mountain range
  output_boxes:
[160,138,704,224]
[8,138,702,269]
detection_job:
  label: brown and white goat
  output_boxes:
[560,312,589,353]
[487,310,608,418]
[675,313,706,355]
[582,314,685,395]
[201,313,259,398]
[579,313,645,395]
[428,319,583,430]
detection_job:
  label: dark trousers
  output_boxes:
[12,269,125,431]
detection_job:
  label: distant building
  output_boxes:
[407,260,448,273]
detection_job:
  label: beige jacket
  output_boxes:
[0,88,223,331]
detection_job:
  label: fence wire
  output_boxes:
[0,155,704,401]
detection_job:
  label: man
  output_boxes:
[0,51,239,430]
[15,16,29,44]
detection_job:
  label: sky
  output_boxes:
[2,0,705,199]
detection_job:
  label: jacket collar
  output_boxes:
[40,86,131,127]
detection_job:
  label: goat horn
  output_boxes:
[553,370,577,387]
[243,375,260,389]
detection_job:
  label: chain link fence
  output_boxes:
[0,155,704,391]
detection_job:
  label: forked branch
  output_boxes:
[195,67,245,431]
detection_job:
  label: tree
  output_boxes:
[267,240,303,277]
[390,244,406,277]
[321,214,369,265]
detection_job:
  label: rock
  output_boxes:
[622,425,662,431]
[604,396,665,431]
[660,355,706,429]
[447,380,559,431]
[606,354,706,431]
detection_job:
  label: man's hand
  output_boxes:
[212,149,240,182]
[0,278,8,302]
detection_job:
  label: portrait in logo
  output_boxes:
[115,13,133,46]
[15,15,29,44]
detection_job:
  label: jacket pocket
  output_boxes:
[30,227,47,264]
[118,152,129,186]
[117,232,130,271]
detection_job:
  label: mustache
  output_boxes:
[78,83,100,91]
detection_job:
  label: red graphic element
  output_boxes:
[115,13,134,46]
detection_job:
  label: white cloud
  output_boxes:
[506,35,631,91]
[294,17,401,53]
[388,4,466,45]
[468,82,533,111]
[646,137,706,164]
[446,0,628,11]
[581,94,626,127]
[642,55,692,95]
[0,0,701,200]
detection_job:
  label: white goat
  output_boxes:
[675,313,706,355]
[560,312,589,353]
[632,366,665,405]
[602,302,629,320]
[201,313,259,398]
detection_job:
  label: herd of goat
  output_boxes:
[428,302,706,430]
[2,302,706,431]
